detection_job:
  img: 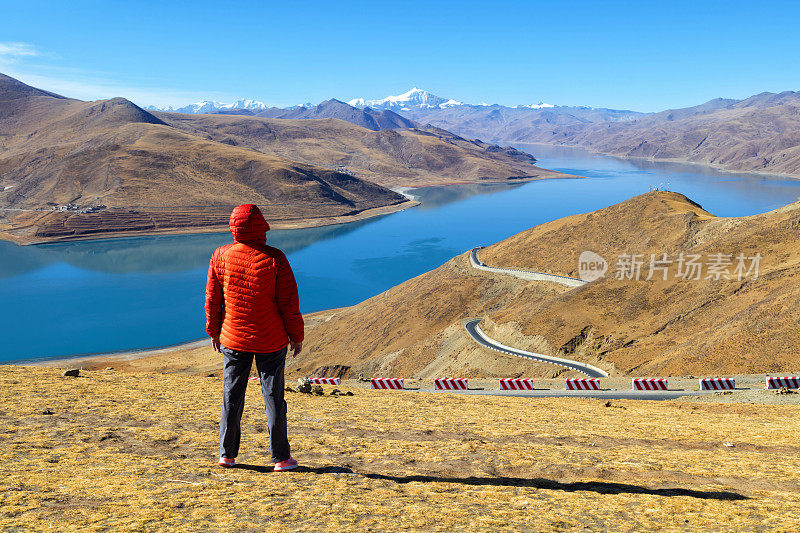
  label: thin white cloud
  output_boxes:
[0,42,39,58]
[0,42,261,109]
[3,68,233,108]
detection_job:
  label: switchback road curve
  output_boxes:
[464,318,608,378]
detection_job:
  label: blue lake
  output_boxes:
[2,144,799,361]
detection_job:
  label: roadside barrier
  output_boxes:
[309,377,341,385]
[371,378,404,390]
[766,376,800,389]
[566,378,600,390]
[632,378,668,391]
[699,378,735,390]
[434,378,468,390]
[499,378,536,390]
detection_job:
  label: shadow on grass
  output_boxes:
[233,464,748,501]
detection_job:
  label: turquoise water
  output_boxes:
[3,144,800,361]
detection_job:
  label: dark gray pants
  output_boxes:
[219,346,290,463]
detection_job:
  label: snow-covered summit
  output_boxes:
[517,102,556,109]
[348,87,454,110]
[149,89,568,115]
[147,99,269,114]
[348,88,563,111]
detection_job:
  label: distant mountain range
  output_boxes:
[151,86,800,178]
[517,91,800,176]
[148,87,562,114]
[348,87,465,110]
[210,99,419,131]
[343,87,800,177]
[0,73,563,243]
[146,98,272,114]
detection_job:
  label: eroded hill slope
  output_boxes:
[294,191,800,377]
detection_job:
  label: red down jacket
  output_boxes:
[205,204,304,353]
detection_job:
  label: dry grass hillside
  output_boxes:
[289,191,800,378]
[400,91,800,177]
[2,366,799,531]
[71,191,800,379]
[0,73,566,243]
[479,191,800,375]
[155,112,567,187]
[0,73,409,243]
[552,92,800,176]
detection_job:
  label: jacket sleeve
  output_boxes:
[205,252,224,338]
[275,253,304,343]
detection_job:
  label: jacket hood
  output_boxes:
[229,204,269,244]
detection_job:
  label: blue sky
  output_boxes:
[1,0,798,111]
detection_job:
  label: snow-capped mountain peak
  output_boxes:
[149,90,567,115]
[348,87,453,110]
[517,102,556,109]
[348,88,562,111]
[146,99,269,114]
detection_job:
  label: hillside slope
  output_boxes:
[154,112,570,188]
[291,191,800,378]
[395,104,644,145]
[0,74,409,243]
[242,99,419,131]
[402,91,800,177]
[547,92,800,176]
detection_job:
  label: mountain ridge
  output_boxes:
[219,99,420,131]
[0,73,569,243]
[290,190,800,378]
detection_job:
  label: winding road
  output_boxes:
[469,247,588,287]
[464,319,608,378]
[465,247,607,377]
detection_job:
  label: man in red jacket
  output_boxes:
[205,204,304,471]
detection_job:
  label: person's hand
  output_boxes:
[290,341,303,358]
[212,337,221,353]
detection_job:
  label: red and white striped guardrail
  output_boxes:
[699,378,735,390]
[766,376,800,389]
[632,378,668,391]
[499,378,536,390]
[566,378,600,390]
[434,378,468,390]
[370,378,404,390]
[308,377,341,385]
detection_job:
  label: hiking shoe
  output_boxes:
[274,457,298,472]
[218,457,235,468]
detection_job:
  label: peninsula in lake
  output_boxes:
[0,74,567,244]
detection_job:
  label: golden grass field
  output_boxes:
[2,365,799,531]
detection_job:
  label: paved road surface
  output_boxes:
[469,247,588,287]
[465,318,608,378]
[459,247,727,398]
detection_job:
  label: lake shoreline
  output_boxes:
[20,338,211,368]
[511,141,800,181]
[1,198,421,246]
[6,150,800,363]
[20,308,343,370]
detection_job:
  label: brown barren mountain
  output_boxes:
[0,73,563,243]
[242,98,420,131]
[405,91,800,177]
[287,191,800,378]
[0,74,408,243]
[540,92,800,177]
[67,191,800,379]
[154,112,567,188]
